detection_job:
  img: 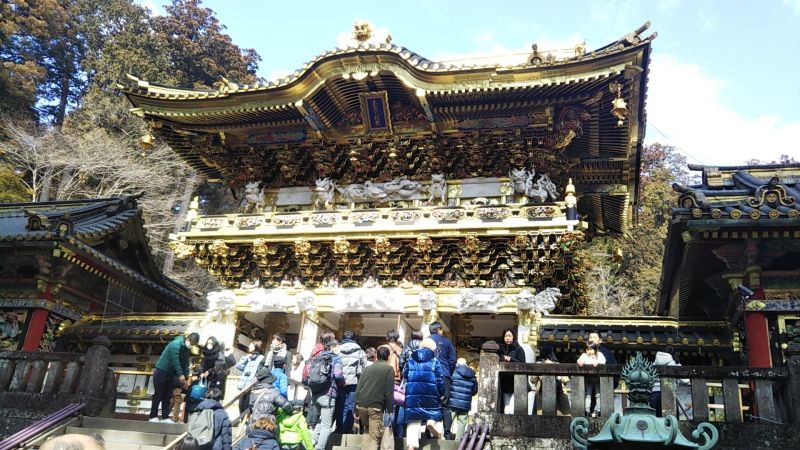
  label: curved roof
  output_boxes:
[122,22,656,103]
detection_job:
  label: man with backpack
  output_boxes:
[335,330,367,434]
[250,366,289,425]
[187,387,232,450]
[303,339,344,450]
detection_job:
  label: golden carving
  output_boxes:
[414,235,433,253]
[168,241,195,260]
[332,237,352,255]
[464,234,481,253]
[513,232,530,250]
[294,237,311,257]
[208,240,229,257]
[252,239,271,257]
[373,236,391,255]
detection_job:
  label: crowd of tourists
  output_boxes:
[135,320,476,450]
[39,327,686,449]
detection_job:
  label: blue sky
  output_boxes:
[138,0,800,166]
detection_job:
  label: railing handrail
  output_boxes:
[161,380,259,450]
[496,362,789,380]
[0,351,86,363]
[161,377,312,449]
[0,403,84,450]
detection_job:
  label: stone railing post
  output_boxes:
[76,336,111,399]
[785,342,800,425]
[478,341,500,417]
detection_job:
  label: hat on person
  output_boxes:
[289,400,305,412]
[256,365,275,383]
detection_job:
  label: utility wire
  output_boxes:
[646,120,707,166]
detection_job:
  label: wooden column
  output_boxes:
[21,309,50,352]
[744,285,771,368]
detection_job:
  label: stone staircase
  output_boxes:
[328,433,461,450]
[21,417,186,450]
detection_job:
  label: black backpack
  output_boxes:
[305,354,333,394]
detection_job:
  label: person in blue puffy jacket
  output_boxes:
[402,338,445,450]
[448,358,477,440]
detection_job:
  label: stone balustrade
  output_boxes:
[477,342,800,449]
[0,337,115,438]
[0,352,86,396]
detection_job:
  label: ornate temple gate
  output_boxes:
[122,21,664,363]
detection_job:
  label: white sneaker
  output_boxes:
[161,418,179,424]
[148,417,161,423]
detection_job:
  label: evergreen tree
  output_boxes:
[153,0,260,88]
[583,143,690,315]
[0,163,29,202]
[80,0,175,95]
[0,0,53,119]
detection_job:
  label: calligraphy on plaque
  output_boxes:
[359,92,392,134]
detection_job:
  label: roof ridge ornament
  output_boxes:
[347,20,392,47]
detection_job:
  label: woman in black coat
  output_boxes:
[187,337,234,418]
[498,327,526,414]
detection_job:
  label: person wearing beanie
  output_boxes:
[193,388,233,450]
[449,358,477,440]
[277,401,314,450]
[249,365,288,425]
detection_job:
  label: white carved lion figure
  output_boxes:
[313,178,336,210]
[296,291,317,315]
[510,168,531,197]
[526,174,558,203]
[418,290,438,314]
[241,182,265,213]
[428,174,447,205]
[207,290,236,315]
[517,287,561,315]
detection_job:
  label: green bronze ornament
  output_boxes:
[570,351,719,449]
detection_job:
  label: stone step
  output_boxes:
[330,434,460,450]
[91,444,165,450]
[79,416,186,435]
[332,443,457,450]
[65,426,174,446]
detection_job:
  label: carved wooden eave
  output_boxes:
[121,24,654,213]
[57,313,208,343]
[0,197,201,314]
[537,316,734,352]
[658,163,800,318]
